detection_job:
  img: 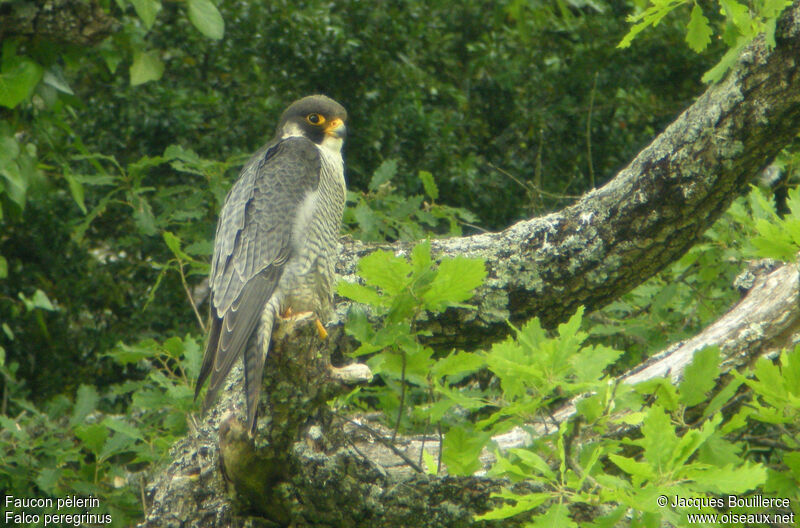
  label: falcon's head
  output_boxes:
[277,95,347,153]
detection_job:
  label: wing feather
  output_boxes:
[196,137,322,408]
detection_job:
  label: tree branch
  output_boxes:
[334,4,800,351]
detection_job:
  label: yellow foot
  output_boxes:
[315,318,328,339]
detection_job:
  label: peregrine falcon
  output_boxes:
[195,95,347,433]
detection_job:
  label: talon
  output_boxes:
[315,319,328,339]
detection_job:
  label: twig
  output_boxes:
[489,163,581,201]
[140,474,148,520]
[178,260,206,333]
[436,421,443,474]
[586,72,599,188]
[391,350,407,443]
[739,435,796,451]
[335,413,424,473]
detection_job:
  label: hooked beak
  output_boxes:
[324,118,346,139]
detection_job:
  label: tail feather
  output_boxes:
[194,272,276,414]
[195,314,221,402]
[244,303,276,433]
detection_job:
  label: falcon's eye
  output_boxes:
[306,113,325,125]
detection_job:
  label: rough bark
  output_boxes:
[329,2,800,352]
[0,0,116,46]
[142,314,526,528]
[142,3,800,527]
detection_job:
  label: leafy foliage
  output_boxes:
[338,241,486,442]
[343,160,479,242]
[745,184,800,260]
[619,0,793,82]
[0,335,200,526]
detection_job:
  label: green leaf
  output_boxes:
[672,413,721,468]
[1,160,28,210]
[369,159,398,191]
[634,377,679,411]
[572,344,621,382]
[187,0,225,40]
[42,67,74,95]
[430,351,486,379]
[410,239,432,274]
[342,305,372,340]
[130,50,165,86]
[102,417,145,441]
[760,0,792,17]
[131,193,158,235]
[0,415,29,441]
[783,452,800,479]
[0,51,43,109]
[35,467,60,495]
[679,346,720,406]
[70,384,99,427]
[528,503,577,528]
[106,339,159,364]
[337,280,385,306]
[19,289,56,311]
[74,423,109,455]
[163,231,193,261]
[419,170,439,200]
[618,19,651,49]
[781,346,800,395]
[130,0,162,29]
[162,336,185,360]
[702,40,746,84]
[689,462,767,494]
[0,134,19,167]
[686,4,713,52]
[640,405,677,473]
[99,44,123,74]
[508,448,557,481]
[609,454,656,480]
[358,250,412,295]
[474,491,550,520]
[99,431,136,460]
[0,255,6,279]
[702,377,742,419]
[421,449,438,475]
[423,257,486,311]
[64,173,87,214]
[442,425,489,475]
[181,334,203,380]
[720,0,752,33]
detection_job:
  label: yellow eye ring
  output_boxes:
[306,113,325,126]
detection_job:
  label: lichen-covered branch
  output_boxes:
[334,2,800,350]
[142,315,525,528]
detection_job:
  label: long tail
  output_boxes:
[243,301,277,433]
